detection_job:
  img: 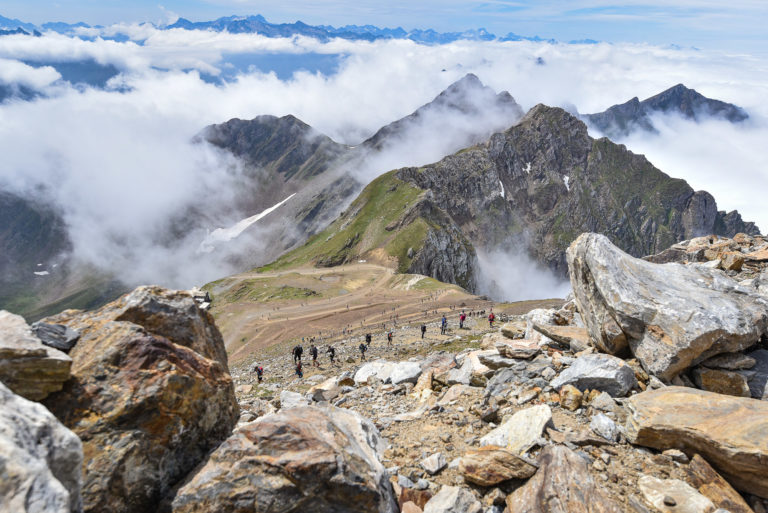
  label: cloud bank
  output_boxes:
[0,26,766,302]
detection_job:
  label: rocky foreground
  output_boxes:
[1,232,768,513]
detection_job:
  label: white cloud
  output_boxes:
[0,57,60,88]
[0,30,766,296]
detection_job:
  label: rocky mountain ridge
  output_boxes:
[266,102,759,290]
[583,83,749,139]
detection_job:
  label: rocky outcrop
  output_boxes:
[684,454,755,513]
[567,233,768,380]
[584,83,749,139]
[170,405,397,513]
[0,310,71,400]
[0,381,83,513]
[41,287,239,513]
[505,445,622,512]
[625,387,768,498]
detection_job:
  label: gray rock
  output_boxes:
[390,361,423,385]
[550,353,638,397]
[0,381,83,513]
[638,475,715,513]
[480,404,552,454]
[279,390,308,410]
[354,360,397,385]
[446,359,472,386]
[30,322,80,353]
[737,349,768,399]
[589,413,620,442]
[398,474,415,489]
[589,391,617,412]
[701,352,756,370]
[541,367,556,380]
[423,485,482,513]
[478,352,518,370]
[421,452,448,475]
[567,233,768,380]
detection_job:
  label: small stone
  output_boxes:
[559,384,583,411]
[662,449,689,464]
[663,496,677,506]
[421,452,447,476]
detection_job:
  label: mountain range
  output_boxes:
[0,12,567,45]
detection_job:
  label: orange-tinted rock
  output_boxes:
[42,287,238,513]
[506,445,621,512]
[685,454,754,513]
[170,406,397,513]
[626,387,768,499]
[459,445,537,486]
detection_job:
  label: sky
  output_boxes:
[3,1,768,55]
[1,2,767,300]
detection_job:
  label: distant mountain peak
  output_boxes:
[584,83,748,139]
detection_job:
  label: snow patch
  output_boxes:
[563,176,570,191]
[524,162,532,174]
[198,193,295,253]
[499,180,505,198]
[34,271,50,276]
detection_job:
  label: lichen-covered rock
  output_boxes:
[170,405,397,513]
[692,367,751,397]
[0,310,71,400]
[625,387,768,498]
[567,233,768,380]
[41,287,238,513]
[505,445,621,512]
[0,381,83,513]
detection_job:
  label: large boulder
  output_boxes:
[625,387,768,498]
[0,310,71,400]
[0,381,83,513]
[550,353,637,397]
[170,405,397,513]
[41,287,239,513]
[567,233,768,380]
[354,360,397,384]
[390,361,423,385]
[505,445,621,512]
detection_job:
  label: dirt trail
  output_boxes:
[206,263,562,364]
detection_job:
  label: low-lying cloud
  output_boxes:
[1,26,767,298]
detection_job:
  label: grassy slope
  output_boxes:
[258,170,430,273]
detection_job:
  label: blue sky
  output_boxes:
[3,1,767,54]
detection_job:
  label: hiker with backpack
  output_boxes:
[295,360,303,378]
[488,310,496,327]
[327,345,336,364]
[459,311,466,329]
[365,333,372,347]
[255,365,264,383]
[441,314,447,335]
[421,324,427,339]
[359,342,367,360]
[387,330,393,346]
[310,344,319,367]
[292,344,303,364]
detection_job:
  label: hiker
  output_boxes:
[365,333,372,347]
[327,345,336,364]
[295,360,303,378]
[255,365,264,383]
[488,310,496,328]
[387,330,393,346]
[359,342,367,360]
[292,344,303,364]
[441,314,447,335]
[459,311,466,329]
[421,324,427,339]
[310,344,319,367]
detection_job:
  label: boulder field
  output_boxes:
[2,231,768,513]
